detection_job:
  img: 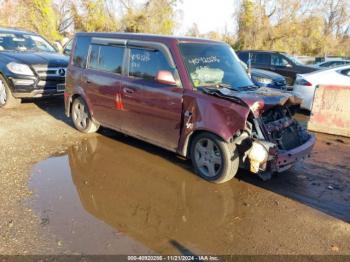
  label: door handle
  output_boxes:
[123,87,135,94]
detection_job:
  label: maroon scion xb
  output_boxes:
[64,33,315,183]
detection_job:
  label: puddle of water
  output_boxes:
[29,135,259,255]
[28,133,350,255]
[30,154,153,255]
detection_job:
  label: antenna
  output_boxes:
[248,52,252,76]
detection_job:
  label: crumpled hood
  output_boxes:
[201,87,302,112]
[0,51,69,67]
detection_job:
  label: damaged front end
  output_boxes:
[244,104,315,180]
[201,87,316,180]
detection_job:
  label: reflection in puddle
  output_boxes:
[28,132,350,255]
[30,134,305,254]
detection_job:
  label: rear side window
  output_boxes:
[253,53,270,66]
[340,69,350,77]
[72,36,91,68]
[88,44,124,74]
[129,48,173,81]
[237,52,249,64]
[320,62,331,67]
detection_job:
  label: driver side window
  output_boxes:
[128,48,173,82]
[271,54,290,67]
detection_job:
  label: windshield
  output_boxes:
[284,53,304,66]
[179,43,254,90]
[0,33,56,52]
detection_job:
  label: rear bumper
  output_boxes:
[273,134,316,172]
[293,85,315,111]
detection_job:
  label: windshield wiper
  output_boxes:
[199,83,240,91]
[217,83,240,91]
[238,85,258,91]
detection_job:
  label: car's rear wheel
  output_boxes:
[0,75,21,109]
[190,132,239,184]
[71,97,100,133]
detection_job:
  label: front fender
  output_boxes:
[177,90,250,157]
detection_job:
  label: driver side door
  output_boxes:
[120,44,183,151]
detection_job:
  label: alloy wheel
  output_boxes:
[72,100,89,130]
[194,138,223,178]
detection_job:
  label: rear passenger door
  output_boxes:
[83,38,126,128]
[120,42,183,151]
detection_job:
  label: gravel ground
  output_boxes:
[0,97,349,255]
[0,98,93,254]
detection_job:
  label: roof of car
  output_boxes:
[302,64,350,77]
[319,59,350,64]
[237,50,285,54]
[0,27,37,35]
[75,32,224,45]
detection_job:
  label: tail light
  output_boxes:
[295,78,312,86]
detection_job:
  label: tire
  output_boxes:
[71,97,100,133]
[190,132,239,184]
[0,75,21,108]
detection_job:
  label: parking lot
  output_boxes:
[0,98,349,255]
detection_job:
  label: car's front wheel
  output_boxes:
[0,75,21,109]
[190,132,239,184]
[71,97,100,133]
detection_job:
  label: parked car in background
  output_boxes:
[237,50,318,85]
[238,59,289,90]
[314,59,350,68]
[250,68,289,90]
[0,27,69,108]
[65,33,315,183]
[293,65,350,111]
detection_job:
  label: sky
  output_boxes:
[176,0,238,35]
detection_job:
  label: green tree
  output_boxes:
[121,0,178,35]
[72,0,118,32]
[25,0,61,41]
[237,0,255,49]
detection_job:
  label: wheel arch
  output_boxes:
[180,129,230,159]
[68,91,94,119]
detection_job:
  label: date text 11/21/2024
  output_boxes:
[127,255,220,261]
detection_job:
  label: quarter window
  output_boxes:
[129,48,173,81]
[87,44,124,74]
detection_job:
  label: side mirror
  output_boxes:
[286,63,292,68]
[63,48,71,56]
[155,70,177,85]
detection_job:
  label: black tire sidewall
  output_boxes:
[0,75,20,108]
[190,132,237,183]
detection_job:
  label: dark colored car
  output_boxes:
[250,68,289,90]
[237,50,317,85]
[64,33,315,183]
[0,27,69,108]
